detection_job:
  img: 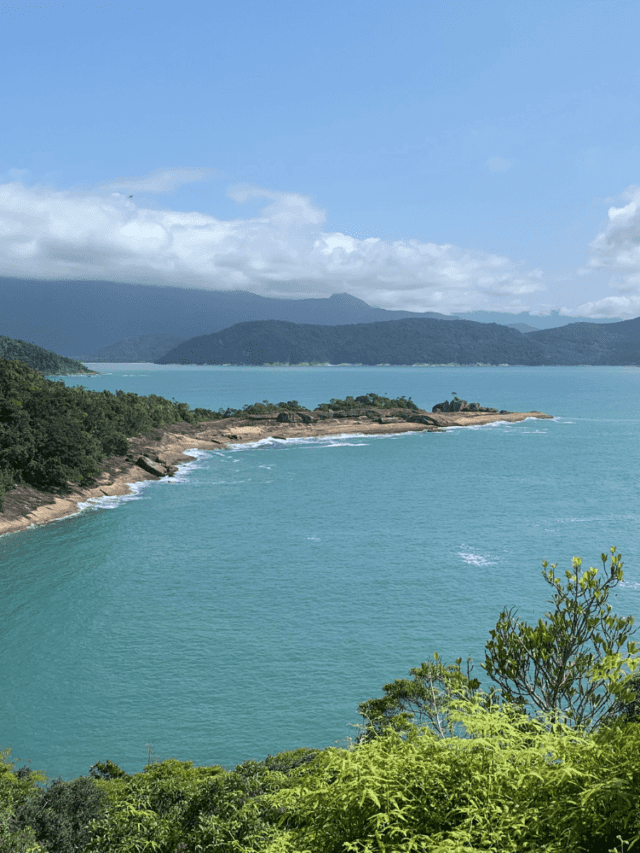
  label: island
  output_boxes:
[0,391,551,537]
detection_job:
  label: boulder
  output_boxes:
[409,414,439,425]
[136,456,167,477]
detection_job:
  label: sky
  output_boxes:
[2,0,640,318]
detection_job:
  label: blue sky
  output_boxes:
[3,0,640,317]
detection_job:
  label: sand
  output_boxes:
[0,409,551,538]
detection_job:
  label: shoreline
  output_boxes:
[0,409,551,538]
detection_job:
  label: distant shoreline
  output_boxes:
[0,409,551,538]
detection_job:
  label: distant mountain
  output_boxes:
[156,318,548,366]
[156,315,640,366]
[453,310,618,329]
[507,323,539,334]
[0,336,94,374]
[80,333,187,363]
[0,278,451,358]
[526,317,640,364]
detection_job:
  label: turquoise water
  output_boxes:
[2,366,640,778]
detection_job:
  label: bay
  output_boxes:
[1,365,639,778]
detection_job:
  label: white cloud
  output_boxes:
[573,185,640,318]
[0,174,544,312]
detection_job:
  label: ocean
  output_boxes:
[1,365,639,779]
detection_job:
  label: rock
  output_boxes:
[136,456,167,477]
[409,414,439,425]
[467,402,480,411]
[277,412,295,423]
[432,400,450,412]
[450,398,468,412]
[299,413,315,424]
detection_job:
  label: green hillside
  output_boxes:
[156,317,547,365]
[0,359,216,509]
[0,336,94,375]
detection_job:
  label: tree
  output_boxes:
[358,656,484,739]
[359,549,639,737]
[484,547,639,728]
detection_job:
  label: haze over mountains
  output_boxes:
[0,277,616,362]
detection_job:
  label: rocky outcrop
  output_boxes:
[432,397,502,414]
[136,456,177,477]
[276,411,317,424]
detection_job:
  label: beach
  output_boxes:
[0,408,551,537]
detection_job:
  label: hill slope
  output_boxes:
[0,336,94,374]
[527,317,640,364]
[0,278,450,357]
[79,333,187,363]
[156,318,548,365]
[156,315,640,365]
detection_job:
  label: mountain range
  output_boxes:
[0,277,616,361]
[156,316,640,366]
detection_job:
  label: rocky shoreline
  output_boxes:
[0,405,552,537]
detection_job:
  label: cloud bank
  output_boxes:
[572,185,640,318]
[0,174,544,312]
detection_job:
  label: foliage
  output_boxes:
[316,393,418,412]
[12,776,106,853]
[267,706,640,853]
[0,751,46,853]
[0,336,93,376]
[484,548,639,728]
[358,656,484,739]
[85,757,298,853]
[0,359,218,502]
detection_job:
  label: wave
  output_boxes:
[76,480,151,513]
[77,447,211,513]
[226,430,421,452]
[458,551,496,567]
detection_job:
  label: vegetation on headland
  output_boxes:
[0,336,94,376]
[0,357,427,512]
[2,549,640,852]
[0,359,218,509]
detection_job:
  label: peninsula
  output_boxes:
[0,393,551,537]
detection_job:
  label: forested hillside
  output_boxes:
[156,317,548,365]
[0,336,93,375]
[157,315,640,365]
[0,359,216,508]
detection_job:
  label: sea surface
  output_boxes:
[1,365,640,779]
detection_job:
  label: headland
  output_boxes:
[0,404,551,537]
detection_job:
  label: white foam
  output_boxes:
[163,448,212,484]
[227,431,416,451]
[77,480,151,513]
[458,552,496,567]
[77,448,212,512]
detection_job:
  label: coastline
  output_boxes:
[0,409,551,538]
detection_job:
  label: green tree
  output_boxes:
[484,548,639,728]
[358,656,484,739]
[360,549,639,737]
